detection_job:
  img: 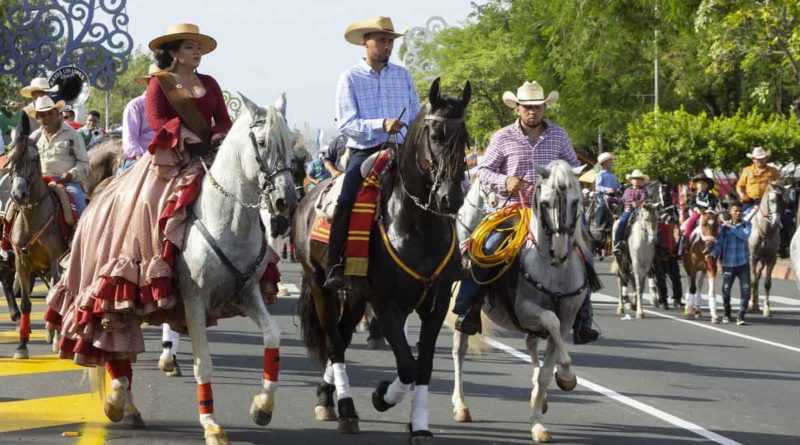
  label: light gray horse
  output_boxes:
[100,95,296,445]
[613,202,658,319]
[791,208,800,292]
[449,160,589,443]
[748,182,784,317]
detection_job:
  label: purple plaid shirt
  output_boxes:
[478,120,579,206]
[122,94,155,159]
[622,186,647,209]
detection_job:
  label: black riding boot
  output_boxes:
[455,300,483,335]
[323,207,352,289]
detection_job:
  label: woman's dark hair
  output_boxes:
[153,40,183,70]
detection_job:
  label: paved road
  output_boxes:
[1,258,799,445]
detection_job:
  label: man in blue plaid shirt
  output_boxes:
[709,201,753,325]
[324,16,421,289]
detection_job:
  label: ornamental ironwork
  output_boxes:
[223,90,242,120]
[0,0,134,91]
[402,16,448,74]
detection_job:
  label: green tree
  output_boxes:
[84,49,151,126]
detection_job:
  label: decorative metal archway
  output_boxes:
[402,16,448,75]
[222,90,242,120]
[0,0,133,91]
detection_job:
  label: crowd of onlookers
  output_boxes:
[0,101,108,153]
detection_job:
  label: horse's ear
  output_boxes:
[16,111,30,138]
[238,92,261,118]
[429,77,442,107]
[273,92,287,118]
[572,164,587,176]
[459,80,472,106]
[533,163,550,179]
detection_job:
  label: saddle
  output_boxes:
[313,150,386,220]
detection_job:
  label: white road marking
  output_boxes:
[595,292,800,354]
[486,337,743,445]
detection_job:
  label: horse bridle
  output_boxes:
[201,116,292,213]
[755,187,782,238]
[397,113,466,218]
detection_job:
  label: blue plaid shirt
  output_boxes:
[711,220,752,268]
[335,60,421,150]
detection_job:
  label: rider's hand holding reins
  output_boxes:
[383,118,405,134]
[60,171,73,183]
[505,176,528,194]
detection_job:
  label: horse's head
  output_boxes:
[228,93,297,215]
[531,161,583,262]
[761,180,785,221]
[8,113,43,207]
[401,77,471,215]
[638,202,660,245]
[700,211,719,250]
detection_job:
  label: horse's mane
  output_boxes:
[264,105,293,161]
[543,160,580,192]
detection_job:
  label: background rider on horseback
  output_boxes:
[737,146,780,215]
[612,169,649,255]
[680,172,718,256]
[592,152,620,237]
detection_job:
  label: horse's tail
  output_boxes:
[84,366,106,401]
[298,276,328,365]
[445,281,493,355]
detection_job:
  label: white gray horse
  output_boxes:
[449,160,589,443]
[101,95,296,445]
[613,202,658,319]
[791,216,800,292]
[748,181,784,317]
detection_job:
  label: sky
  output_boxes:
[125,0,478,143]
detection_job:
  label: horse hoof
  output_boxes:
[367,337,386,350]
[250,394,274,426]
[104,397,124,422]
[710,316,720,324]
[13,348,28,359]
[763,308,771,318]
[409,430,434,444]
[453,407,472,422]
[555,372,577,391]
[44,328,54,344]
[158,354,174,372]
[372,380,396,412]
[165,360,183,377]
[204,424,229,445]
[616,307,624,315]
[748,304,760,314]
[315,405,337,421]
[533,427,552,443]
[635,312,645,320]
[337,417,360,434]
[123,411,146,428]
[355,322,368,333]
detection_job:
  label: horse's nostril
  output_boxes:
[275,198,286,211]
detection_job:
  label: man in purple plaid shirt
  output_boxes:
[612,169,649,254]
[455,81,598,344]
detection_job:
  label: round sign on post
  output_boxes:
[48,66,90,107]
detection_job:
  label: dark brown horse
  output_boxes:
[7,113,69,358]
[295,78,470,443]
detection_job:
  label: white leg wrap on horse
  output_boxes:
[161,324,180,355]
[323,361,335,385]
[410,385,430,432]
[199,413,216,428]
[262,379,278,394]
[332,363,351,399]
[384,377,411,405]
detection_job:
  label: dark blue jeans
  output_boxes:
[453,224,512,315]
[336,146,382,208]
[614,209,634,245]
[721,264,751,319]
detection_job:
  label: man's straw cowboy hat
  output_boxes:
[344,16,405,45]
[149,23,217,55]
[502,81,559,108]
[746,146,771,160]
[626,169,649,182]
[135,63,164,86]
[20,78,57,99]
[32,96,65,113]
[597,152,614,165]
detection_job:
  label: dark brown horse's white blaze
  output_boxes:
[682,212,720,321]
[294,78,470,443]
[7,113,69,359]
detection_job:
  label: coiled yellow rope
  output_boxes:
[467,204,532,269]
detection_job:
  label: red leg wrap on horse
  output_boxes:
[19,314,30,340]
[263,348,280,382]
[197,383,214,414]
[104,359,130,382]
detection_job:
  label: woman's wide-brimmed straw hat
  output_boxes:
[32,96,65,113]
[746,146,771,160]
[344,16,406,45]
[20,77,58,99]
[149,23,217,55]
[626,169,649,182]
[135,63,164,86]
[690,172,715,189]
[502,81,559,108]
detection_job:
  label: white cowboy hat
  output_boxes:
[135,63,164,86]
[597,152,614,165]
[502,81,559,108]
[32,95,65,113]
[746,146,771,160]
[625,169,649,182]
[20,77,58,99]
[149,23,217,55]
[344,16,406,45]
